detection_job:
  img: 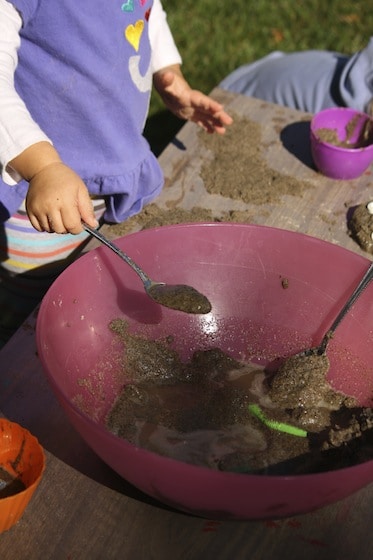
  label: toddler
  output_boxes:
[0,0,232,345]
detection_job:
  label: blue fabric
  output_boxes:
[1,0,163,223]
[220,39,373,115]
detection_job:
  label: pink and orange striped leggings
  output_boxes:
[0,198,106,347]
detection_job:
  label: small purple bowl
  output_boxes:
[310,107,373,180]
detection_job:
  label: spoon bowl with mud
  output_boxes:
[83,224,212,314]
[274,260,373,391]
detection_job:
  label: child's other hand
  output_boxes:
[25,162,97,234]
[153,65,233,134]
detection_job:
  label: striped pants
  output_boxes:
[0,198,106,347]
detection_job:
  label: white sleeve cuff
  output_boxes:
[0,0,52,185]
[149,0,182,73]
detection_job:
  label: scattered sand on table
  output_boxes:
[199,114,314,205]
[108,114,314,237]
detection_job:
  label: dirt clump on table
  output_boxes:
[107,205,217,238]
[348,202,373,254]
[106,200,258,240]
[105,319,373,475]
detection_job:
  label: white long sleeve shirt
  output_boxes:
[0,0,181,185]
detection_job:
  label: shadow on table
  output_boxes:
[144,109,185,156]
[280,120,316,170]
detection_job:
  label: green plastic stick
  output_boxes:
[248,403,308,437]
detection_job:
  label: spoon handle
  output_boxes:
[318,260,373,354]
[83,223,152,287]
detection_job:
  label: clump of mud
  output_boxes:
[348,202,373,254]
[0,466,25,498]
[105,320,373,475]
[315,114,373,148]
[268,352,356,431]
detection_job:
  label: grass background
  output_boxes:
[144,0,373,154]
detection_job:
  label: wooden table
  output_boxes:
[0,90,372,559]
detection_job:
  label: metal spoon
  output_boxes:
[270,261,373,409]
[303,260,373,356]
[83,224,212,314]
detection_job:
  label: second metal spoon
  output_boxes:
[302,260,373,356]
[83,224,212,314]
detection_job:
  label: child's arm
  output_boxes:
[150,1,232,133]
[0,0,96,234]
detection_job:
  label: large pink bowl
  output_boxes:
[36,223,373,520]
[310,107,373,179]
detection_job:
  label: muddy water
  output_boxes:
[105,320,373,475]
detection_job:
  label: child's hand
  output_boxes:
[9,142,97,234]
[153,65,233,134]
[26,163,97,234]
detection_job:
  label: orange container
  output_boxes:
[0,419,45,533]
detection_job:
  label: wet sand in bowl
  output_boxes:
[105,320,373,475]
